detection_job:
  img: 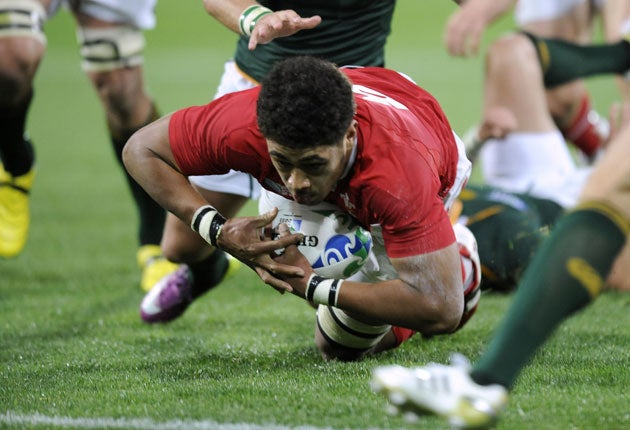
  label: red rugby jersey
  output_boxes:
[169,67,458,258]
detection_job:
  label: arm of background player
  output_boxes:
[202,0,321,50]
[444,0,516,57]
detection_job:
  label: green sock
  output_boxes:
[523,31,630,88]
[471,203,628,389]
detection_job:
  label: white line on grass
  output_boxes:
[0,411,342,430]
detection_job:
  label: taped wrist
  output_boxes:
[238,4,273,36]
[306,274,343,307]
[191,205,226,247]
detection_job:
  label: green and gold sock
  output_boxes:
[471,202,629,389]
[524,31,630,88]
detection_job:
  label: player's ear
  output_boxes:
[343,120,358,146]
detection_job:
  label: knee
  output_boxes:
[314,306,392,361]
[485,33,540,78]
[415,294,464,336]
[315,327,367,362]
[0,38,44,104]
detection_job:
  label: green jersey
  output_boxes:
[457,184,564,292]
[234,1,396,82]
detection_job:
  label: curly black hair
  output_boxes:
[257,56,355,149]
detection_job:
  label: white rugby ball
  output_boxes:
[260,192,372,279]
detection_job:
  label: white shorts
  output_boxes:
[189,60,262,199]
[46,0,156,29]
[515,0,604,26]
[478,130,591,208]
[191,169,261,200]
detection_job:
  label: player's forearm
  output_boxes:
[467,0,515,24]
[203,0,264,34]
[339,244,465,334]
[283,243,465,334]
[336,277,463,335]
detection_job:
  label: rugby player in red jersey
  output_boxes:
[123,56,481,361]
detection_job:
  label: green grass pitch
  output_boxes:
[1,1,628,429]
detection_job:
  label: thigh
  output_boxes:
[601,0,630,41]
[484,34,555,132]
[517,0,595,42]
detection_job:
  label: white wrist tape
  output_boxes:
[306,274,343,307]
[191,205,225,247]
[238,4,273,36]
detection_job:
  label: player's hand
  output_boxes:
[478,106,518,141]
[444,0,513,57]
[217,208,305,292]
[269,222,315,299]
[249,10,321,50]
[444,4,488,57]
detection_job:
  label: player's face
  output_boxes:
[267,122,357,205]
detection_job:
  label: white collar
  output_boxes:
[339,135,358,180]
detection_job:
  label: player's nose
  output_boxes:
[287,169,311,190]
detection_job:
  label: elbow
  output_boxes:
[121,130,147,177]
[424,312,462,336]
[415,293,464,336]
[434,307,464,334]
[121,132,138,173]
